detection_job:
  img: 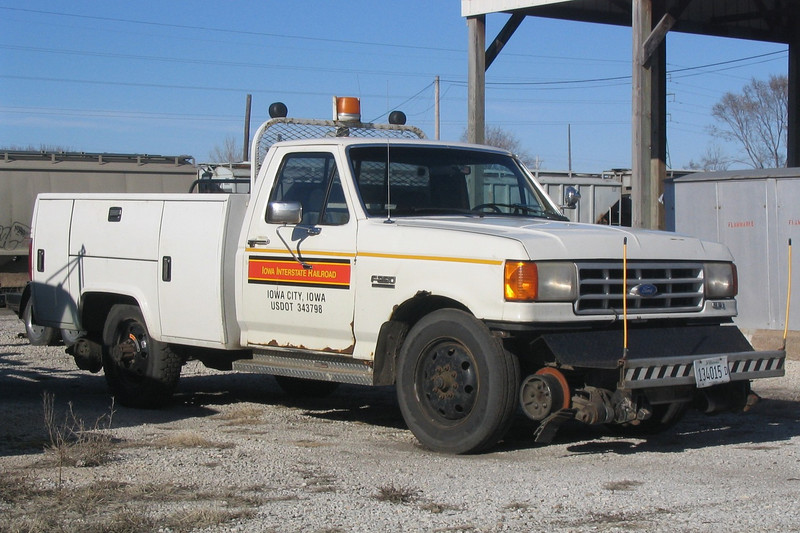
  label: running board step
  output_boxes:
[233,350,374,386]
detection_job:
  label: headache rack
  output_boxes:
[250,116,426,184]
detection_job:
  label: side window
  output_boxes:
[268,153,350,226]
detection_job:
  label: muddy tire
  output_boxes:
[396,309,518,454]
[102,304,182,408]
[22,299,59,346]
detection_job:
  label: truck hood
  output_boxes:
[394,216,733,262]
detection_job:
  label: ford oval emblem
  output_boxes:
[630,283,658,298]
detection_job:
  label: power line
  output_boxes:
[0,6,462,54]
[443,50,786,88]
[0,44,446,79]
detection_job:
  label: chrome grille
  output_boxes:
[575,262,704,315]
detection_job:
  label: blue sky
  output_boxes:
[0,1,788,171]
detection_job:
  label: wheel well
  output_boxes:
[372,293,471,386]
[392,293,470,327]
[79,293,138,335]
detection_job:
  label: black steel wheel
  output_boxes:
[396,309,518,454]
[102,304,181,408]
[22,299,59,346]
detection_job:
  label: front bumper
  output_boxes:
[537,324,786,388]
[621,350,785,389]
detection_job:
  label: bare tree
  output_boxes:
[208,135,241,163]
[461,126,537,168]
[1,144,74,152]
[687,144,731,171]
[710,75,788,168]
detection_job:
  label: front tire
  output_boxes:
[22,299,59,346]
[396,309,518,454]
[102,304,182,408]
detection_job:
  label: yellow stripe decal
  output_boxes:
[359,251,502,265]
[246,248,502,266]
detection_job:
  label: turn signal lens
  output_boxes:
[504,261,578,302]
[505,262,538,301]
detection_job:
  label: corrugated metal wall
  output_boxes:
[669,170,800,331]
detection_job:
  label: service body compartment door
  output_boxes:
[158,199,228,344]
[241,149,357,353]
[30,197,75,327]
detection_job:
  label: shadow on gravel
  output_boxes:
[4,344,798,458]
[558,398,800,456]
[175,373,406,430]
[488,396,800,455]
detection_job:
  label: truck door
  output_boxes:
[240,150,357,353]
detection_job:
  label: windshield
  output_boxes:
[347,145,566,220]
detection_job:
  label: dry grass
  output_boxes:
[375,483,420,504]
[152,430,233,449]
[603,479,644,492]
[213,406,264,426]
[0,473,265,533]
[0,395,260,533]
[40,393,117,487]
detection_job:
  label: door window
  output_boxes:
[269,153,349,225]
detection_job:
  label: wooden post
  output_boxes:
[789,40,800,167]
[467,15,486,145]
[632,0,668,229]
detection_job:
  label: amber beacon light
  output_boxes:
[334,96,361,122]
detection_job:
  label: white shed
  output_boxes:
[667,169,800,331]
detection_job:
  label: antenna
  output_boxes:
[622,237,629,355]
[617,237,630,388]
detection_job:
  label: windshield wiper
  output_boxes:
[471,203,568,221]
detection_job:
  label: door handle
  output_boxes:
[247,238,270,247]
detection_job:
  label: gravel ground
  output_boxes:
[1,308,799,532]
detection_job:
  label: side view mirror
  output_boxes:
[562,186,581,210]
[267,201,302,224]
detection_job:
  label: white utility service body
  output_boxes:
[28,109,786,454]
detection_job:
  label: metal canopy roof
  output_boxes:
[461,0,798,44]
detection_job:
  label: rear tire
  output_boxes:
[396,309,518,454]
[60,328,85,347]
[22,299,59,346]
[102,304,182,408]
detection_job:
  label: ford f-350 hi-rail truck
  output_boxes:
[24,98,786,453]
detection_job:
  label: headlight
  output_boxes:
[504,261,577,302]
[704,262,737,299]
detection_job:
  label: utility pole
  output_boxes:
[567,124,572,178]
[435,76,440,140]
[243,94,252,162]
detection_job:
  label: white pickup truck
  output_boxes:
[26,98,785,453]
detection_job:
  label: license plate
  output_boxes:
[693,356,731,388]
